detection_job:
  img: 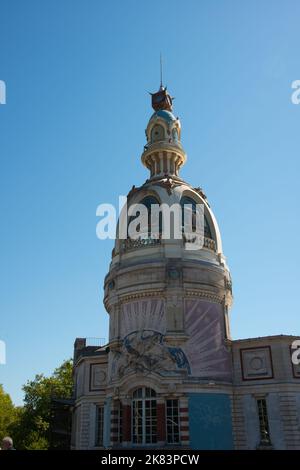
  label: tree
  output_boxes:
[0,384,17,441]
[10,359,73,450]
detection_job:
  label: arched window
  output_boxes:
[132,387,157,444]
[172,127,178,141]
[151,124,165,142]
[128,196,160,238]
[180,196,213,238]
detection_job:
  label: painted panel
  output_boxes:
[109,329,190,380]
[109,298,190,381]
[120,299,166,338]
[188,393,233,450]
[183,300,232,381]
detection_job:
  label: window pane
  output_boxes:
[132,387,157,445]
[257,398,271,445]
[95,406,104,447]
[166,400,180,444]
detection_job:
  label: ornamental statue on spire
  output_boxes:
[150,85,174,112]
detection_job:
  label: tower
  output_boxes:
[71,82,300,451]
[103,84,234,448]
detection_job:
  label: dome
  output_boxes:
[150,110,177,123]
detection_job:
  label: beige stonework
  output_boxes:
[71,86,300,450]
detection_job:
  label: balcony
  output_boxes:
[119,233,216,254]
[120,235,161,253]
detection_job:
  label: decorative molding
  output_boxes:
[89,363,107,391]
[154,177,182,195]
[119,290,165,304]
[185,290,223,304]
[240,346,274,381]
[106,288,225,310]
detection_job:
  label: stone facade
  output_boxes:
[71,85,300,450]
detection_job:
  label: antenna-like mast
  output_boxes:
[160,53,163,89]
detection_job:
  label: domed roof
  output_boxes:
[150,109,177,123]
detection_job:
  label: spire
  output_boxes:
[150,55,174,111]
[160,53,163,89]
[142,77,186,179]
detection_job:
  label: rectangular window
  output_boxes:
[145,399,157,444]
[257,398,271,445]
[132,394,157,445]
[95,405,104,447]
[166,399,180,444]
[132,399,143,444]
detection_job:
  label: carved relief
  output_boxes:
[90,364,107,391]
[154,177,182,195]
[240,347,274,380]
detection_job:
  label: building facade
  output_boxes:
[71,85,300,450]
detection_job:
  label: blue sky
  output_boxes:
[0,0,299,405]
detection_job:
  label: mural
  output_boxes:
[108,298,231,382]
[120,299,166,338]
[183,299,232,381]
[110,329,190,380]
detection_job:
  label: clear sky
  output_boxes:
[0,0,299,405]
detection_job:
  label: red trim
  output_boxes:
[122,404,131,442]
[180,416,189,422]
[180,407,189,413]
[180,426,189,432]
[181,436,190,441]
[157,403,166,442]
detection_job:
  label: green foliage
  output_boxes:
[5,359,73,450]
[0,384,18,441]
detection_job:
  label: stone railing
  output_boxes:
[203,237,216,251]
[119,233,216,254]
[120,235,162,253]
[183,233,216,252]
